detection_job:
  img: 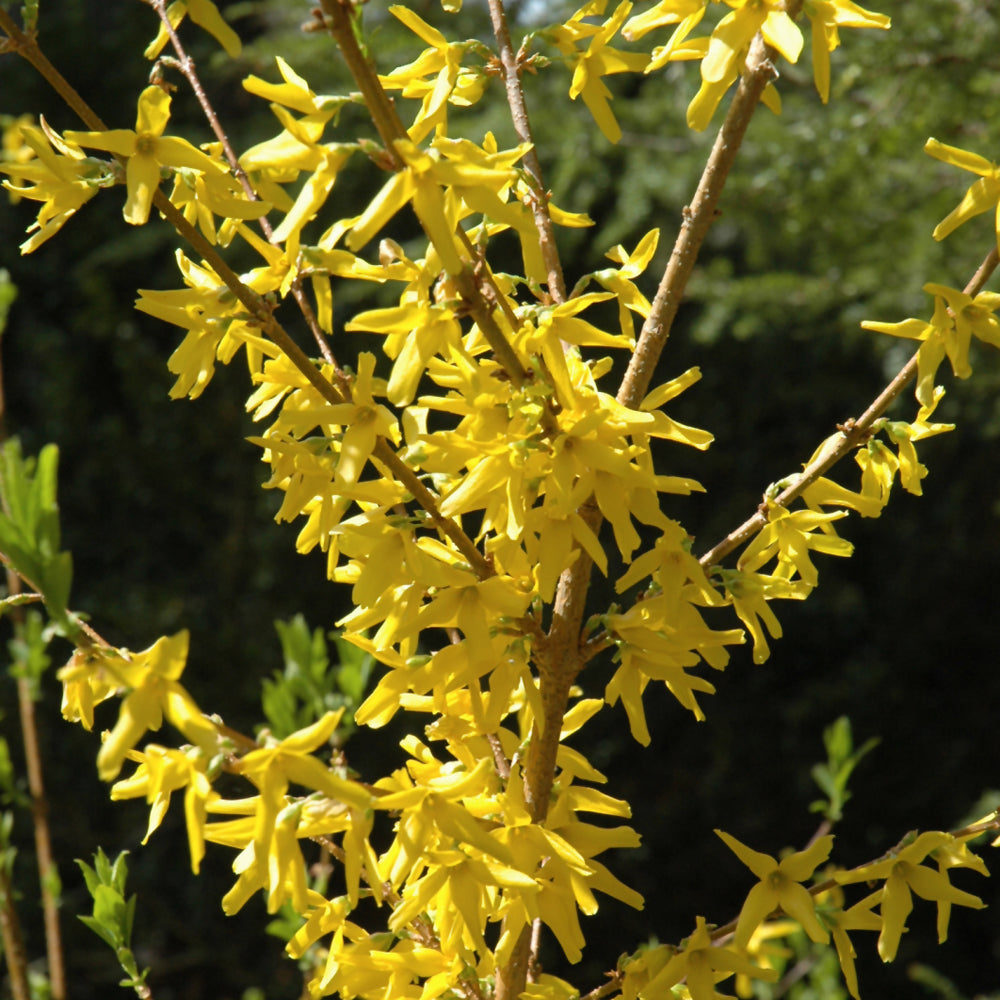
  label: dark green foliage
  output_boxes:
[263,615,372,740]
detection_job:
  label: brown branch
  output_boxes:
[497,27,796,1000]
[616,32,779,410]
[0,862,30,1000]
[316,0,533,390]
[698,244,1000,570]
[486,0,566,304]
[580,972,624,1000]
[2,10,492,579]
[0,263,67,1000]
[16,668,66,999]
[146,0,343,374]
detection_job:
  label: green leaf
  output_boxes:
[75,856,101,898]
[810,717,880,822]
[110,849,130,895]
[0,440,74,628]
[7,609,52,699]
[0,738,29,809]
[91,884,127,944]
[0,270,16,338]
[265,616,371,739]
[78,913,118,951]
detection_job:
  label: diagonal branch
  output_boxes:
[496,28,797,1000]
[145,0,343,374]
[698,244,1000,570]
[0,8,493,580]
[617,31,780,410]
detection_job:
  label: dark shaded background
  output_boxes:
[2,2,1000,998]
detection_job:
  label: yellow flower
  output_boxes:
[144,0,242,60]
[862,292,952,409]
[623,0,706,41]
[803,1,890,103]
[642,915,778,1000]
[924,281,1000,359]
[347,138,519,273]
[854,441,899,510]
[865,284,1000,409]
[721,570,810,665]
[380,6,488,142]
[111,744,218,873]
[932,835,990,945]
[234,711,371,812]
[734,919,798,998]
[92,631,221,782]
[57,647,119,730]
[346,298,463,406]
[167,164,270,246]
[0,122,109,252]
[591,229,660,341]
[550,1,650,144]
[826,892,882,999]
[836,831,986,961]
[242,56,336,116]
[312,352,401,484]
[801,473,885,519]
[224,713,372,913]
[65,85,226,225]
[136,250,275,400]
[925,137,1000,248]
[641,9,710,75]
[701,1,802,86]
[737,506,853,587]
[716,830,834,946]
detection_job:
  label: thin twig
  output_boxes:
[698,244,1000,570]
[580,972,624,1000]
[617,32,780,410]
[146,0,343,373]
[0,863,30,1000]
[1,10,493,579]
[316,0,533,390]
[16,669,66,998]
[0,263,67,1000]
[486,0,566,303]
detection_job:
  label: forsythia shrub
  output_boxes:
[1,2,999,1000]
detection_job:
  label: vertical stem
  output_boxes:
[495,501,600,1000]
[487,0,566,303]
[17,666,66,1000]
[498,26,796,998]
[0,248,67,1000]
[0,862,31,1000]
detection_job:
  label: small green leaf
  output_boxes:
[0,270,17,338]
[75,857,100,898]
[78,913,118,951]
[91,884,127,944]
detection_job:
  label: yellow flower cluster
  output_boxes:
[57,631,648,998]
[620,827,989,1000]
[14,1,999,999]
